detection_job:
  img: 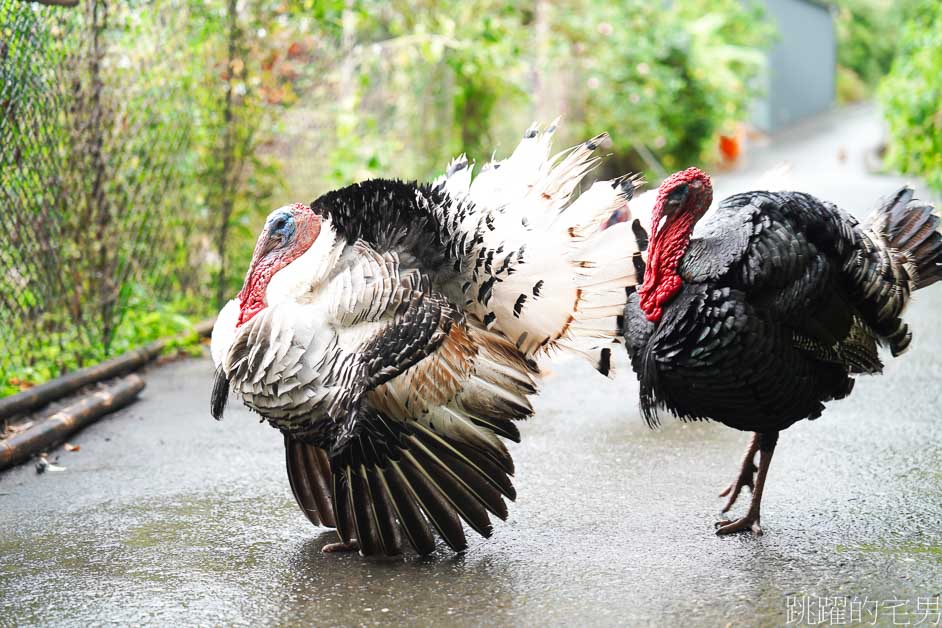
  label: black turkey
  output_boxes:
[623,167,942,535]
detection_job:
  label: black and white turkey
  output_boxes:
[210,124,648,556]
[623,167,942,535]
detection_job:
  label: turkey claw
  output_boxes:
[322,540,360,553]
[715,516,763,536]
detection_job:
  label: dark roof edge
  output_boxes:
[792,0,835,10]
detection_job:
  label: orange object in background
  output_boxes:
[719,134,741,162]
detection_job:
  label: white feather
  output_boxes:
[628,187,658,233]
[436,122,647,372]
[210,299,239,367]
[266,214,340,307]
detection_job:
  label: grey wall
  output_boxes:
[753,0,836,132]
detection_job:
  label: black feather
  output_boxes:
[349,464,383,556]
[631,252,646,283]
[597,347,612,377]
[396,455,468,552]
[631,219,649,252]
[364,465,403,555]
[332,469,355,544]
[451,440,516,493]
[210,368,229,420]
[478,276,497,306]
[513,294,527,318]
[327,406,519,556]
[407,439,493,538]
[382,463,437,555]
[469,415,520,442]
[413,425,511,513]
[284,435,336,528]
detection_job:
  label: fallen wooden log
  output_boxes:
[21,0,80,6]
[0,318,213,420]
[0,374,145,472]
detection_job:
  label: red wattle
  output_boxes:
[637,167,713,322]
[638,214,696,322]
[237,257,276,327]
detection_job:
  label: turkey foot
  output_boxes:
[715,513,763,536]
[718,433,760,512]
[322,540,359,553]
[715,432,777,537]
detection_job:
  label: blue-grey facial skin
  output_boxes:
[267,212,296,249]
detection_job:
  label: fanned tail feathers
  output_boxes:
[877,187,942,291]
[330,416,515,556]
[436,122,649,376]
[861,187,942,355]
[324,317,535,556]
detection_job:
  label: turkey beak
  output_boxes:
[658,186,689,231]
[252,225,285,265]
[655,213,669,238]
[657,201,680,234]
[238,228,280,303]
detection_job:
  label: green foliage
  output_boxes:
[531,0,770,171]
[170,0,291,305]
[879,0,942,194]
[836,63,868,104]
[834,0,916,102]
[313,0,530,189]
[297,0,771,190]
[1,292,204,398]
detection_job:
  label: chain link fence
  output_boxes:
[0,0,215,391]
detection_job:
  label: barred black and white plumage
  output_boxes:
[210,123,649,556]
[622,167,942,536]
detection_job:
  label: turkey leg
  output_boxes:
[718,432,759,511]
[715,431,778,536]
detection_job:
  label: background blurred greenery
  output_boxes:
[879,0,942,194]
[834,0,909,103]
[1,0,939,397]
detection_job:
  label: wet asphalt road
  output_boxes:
[2,105,941,626]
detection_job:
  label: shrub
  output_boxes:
[879,0,942,193]
[834,0,917,102]
[303,0,772,187]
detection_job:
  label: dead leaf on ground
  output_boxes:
[64,443,80,452]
